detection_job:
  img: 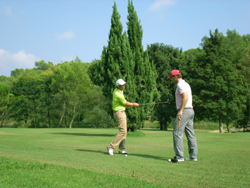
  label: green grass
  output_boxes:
[144,121,160,129]
[193,121,223,130]
[144,120,231,131]
[0,128,249,187]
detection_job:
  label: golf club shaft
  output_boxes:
[139,100,168,106]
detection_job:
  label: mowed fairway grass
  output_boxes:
[0,128,249,188]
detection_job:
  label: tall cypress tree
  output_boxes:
[127,0,159,129]
[121,31,138,130]
[92,2,124,114]
[88,1,158,130]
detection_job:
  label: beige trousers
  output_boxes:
[109,111,127,150]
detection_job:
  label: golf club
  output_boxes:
[139,99,169,106]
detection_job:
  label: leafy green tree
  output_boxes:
[182,48,205,61]
[51,58,92,128]
[224,29,250,65]
[0,83,10,127]
[51,62,72,128]
[75,84,110,127]
[10,74,42,128]
[35,60,54,71]
[87,59,102,86]
[236,44,250,130]
[11,68,25,78]
[81,107,116,128]
[180,48,207,123]
[147,43,184,130]
[68,58,91,128]
[38,69,55,128]
[194,29,248,133]
[0,76,14,88]
[240,45,250,81]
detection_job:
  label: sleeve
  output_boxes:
[117,93,127,106]
[178,82,187,95]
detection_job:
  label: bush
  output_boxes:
[81,108,116,128]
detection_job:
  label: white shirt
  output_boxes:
[175,79,193,110]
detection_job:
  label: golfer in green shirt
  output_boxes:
[107,79,139,155]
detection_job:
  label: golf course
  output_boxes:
[0,128,249,187]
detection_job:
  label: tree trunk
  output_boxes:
[226,122,230,133]
[249,103,250,127]
[159,122,163,130]
[65,108,67,128]
[219,116,223,133]
[24,118,27,128]
[58,108,65,128]
[1,112,5,127]
[69,105,76,128]
[164,121,168,131]
[58,98,66,128]
[48,107,50,128]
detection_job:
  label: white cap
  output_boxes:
[116,79,126,86]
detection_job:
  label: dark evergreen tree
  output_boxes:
[192,29,248,133]
[0,83,10,127]
[88,1,157,130]
[120,31,138,130]
[127,0,159,129]
[94,2,124,115]
[10,74,42,128]
[236,44,250,131]
[147,43,184,130]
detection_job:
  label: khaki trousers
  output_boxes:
[109,111,127,150]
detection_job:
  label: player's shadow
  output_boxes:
[76,149,168,161]
[52,133,115,137]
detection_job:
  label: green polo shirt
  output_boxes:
[112,88,127,111]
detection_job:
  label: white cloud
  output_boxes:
[56,31,74,40]
[0,49,40,76]
[149,0,176,11]
[0,6,12,16]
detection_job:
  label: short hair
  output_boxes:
[177,73,182,78]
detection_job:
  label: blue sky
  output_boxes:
[0,0,249,77]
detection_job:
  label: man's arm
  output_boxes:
[177,92,188,120]
[125,102,139,107]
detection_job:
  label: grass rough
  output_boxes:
[0,128,249,187]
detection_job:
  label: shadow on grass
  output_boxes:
[141,129,173,132]
[51,133,115,137]
[76,149,168,161]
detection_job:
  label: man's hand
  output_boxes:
[177,110,183,121]
[134,103,139,107]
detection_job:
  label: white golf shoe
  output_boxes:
[185,158,197,161]
[119,150,127,154]
[107,146,113,155]
[168,156,184,163]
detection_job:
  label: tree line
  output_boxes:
[0,1,250,132]
[0,58,115,128]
